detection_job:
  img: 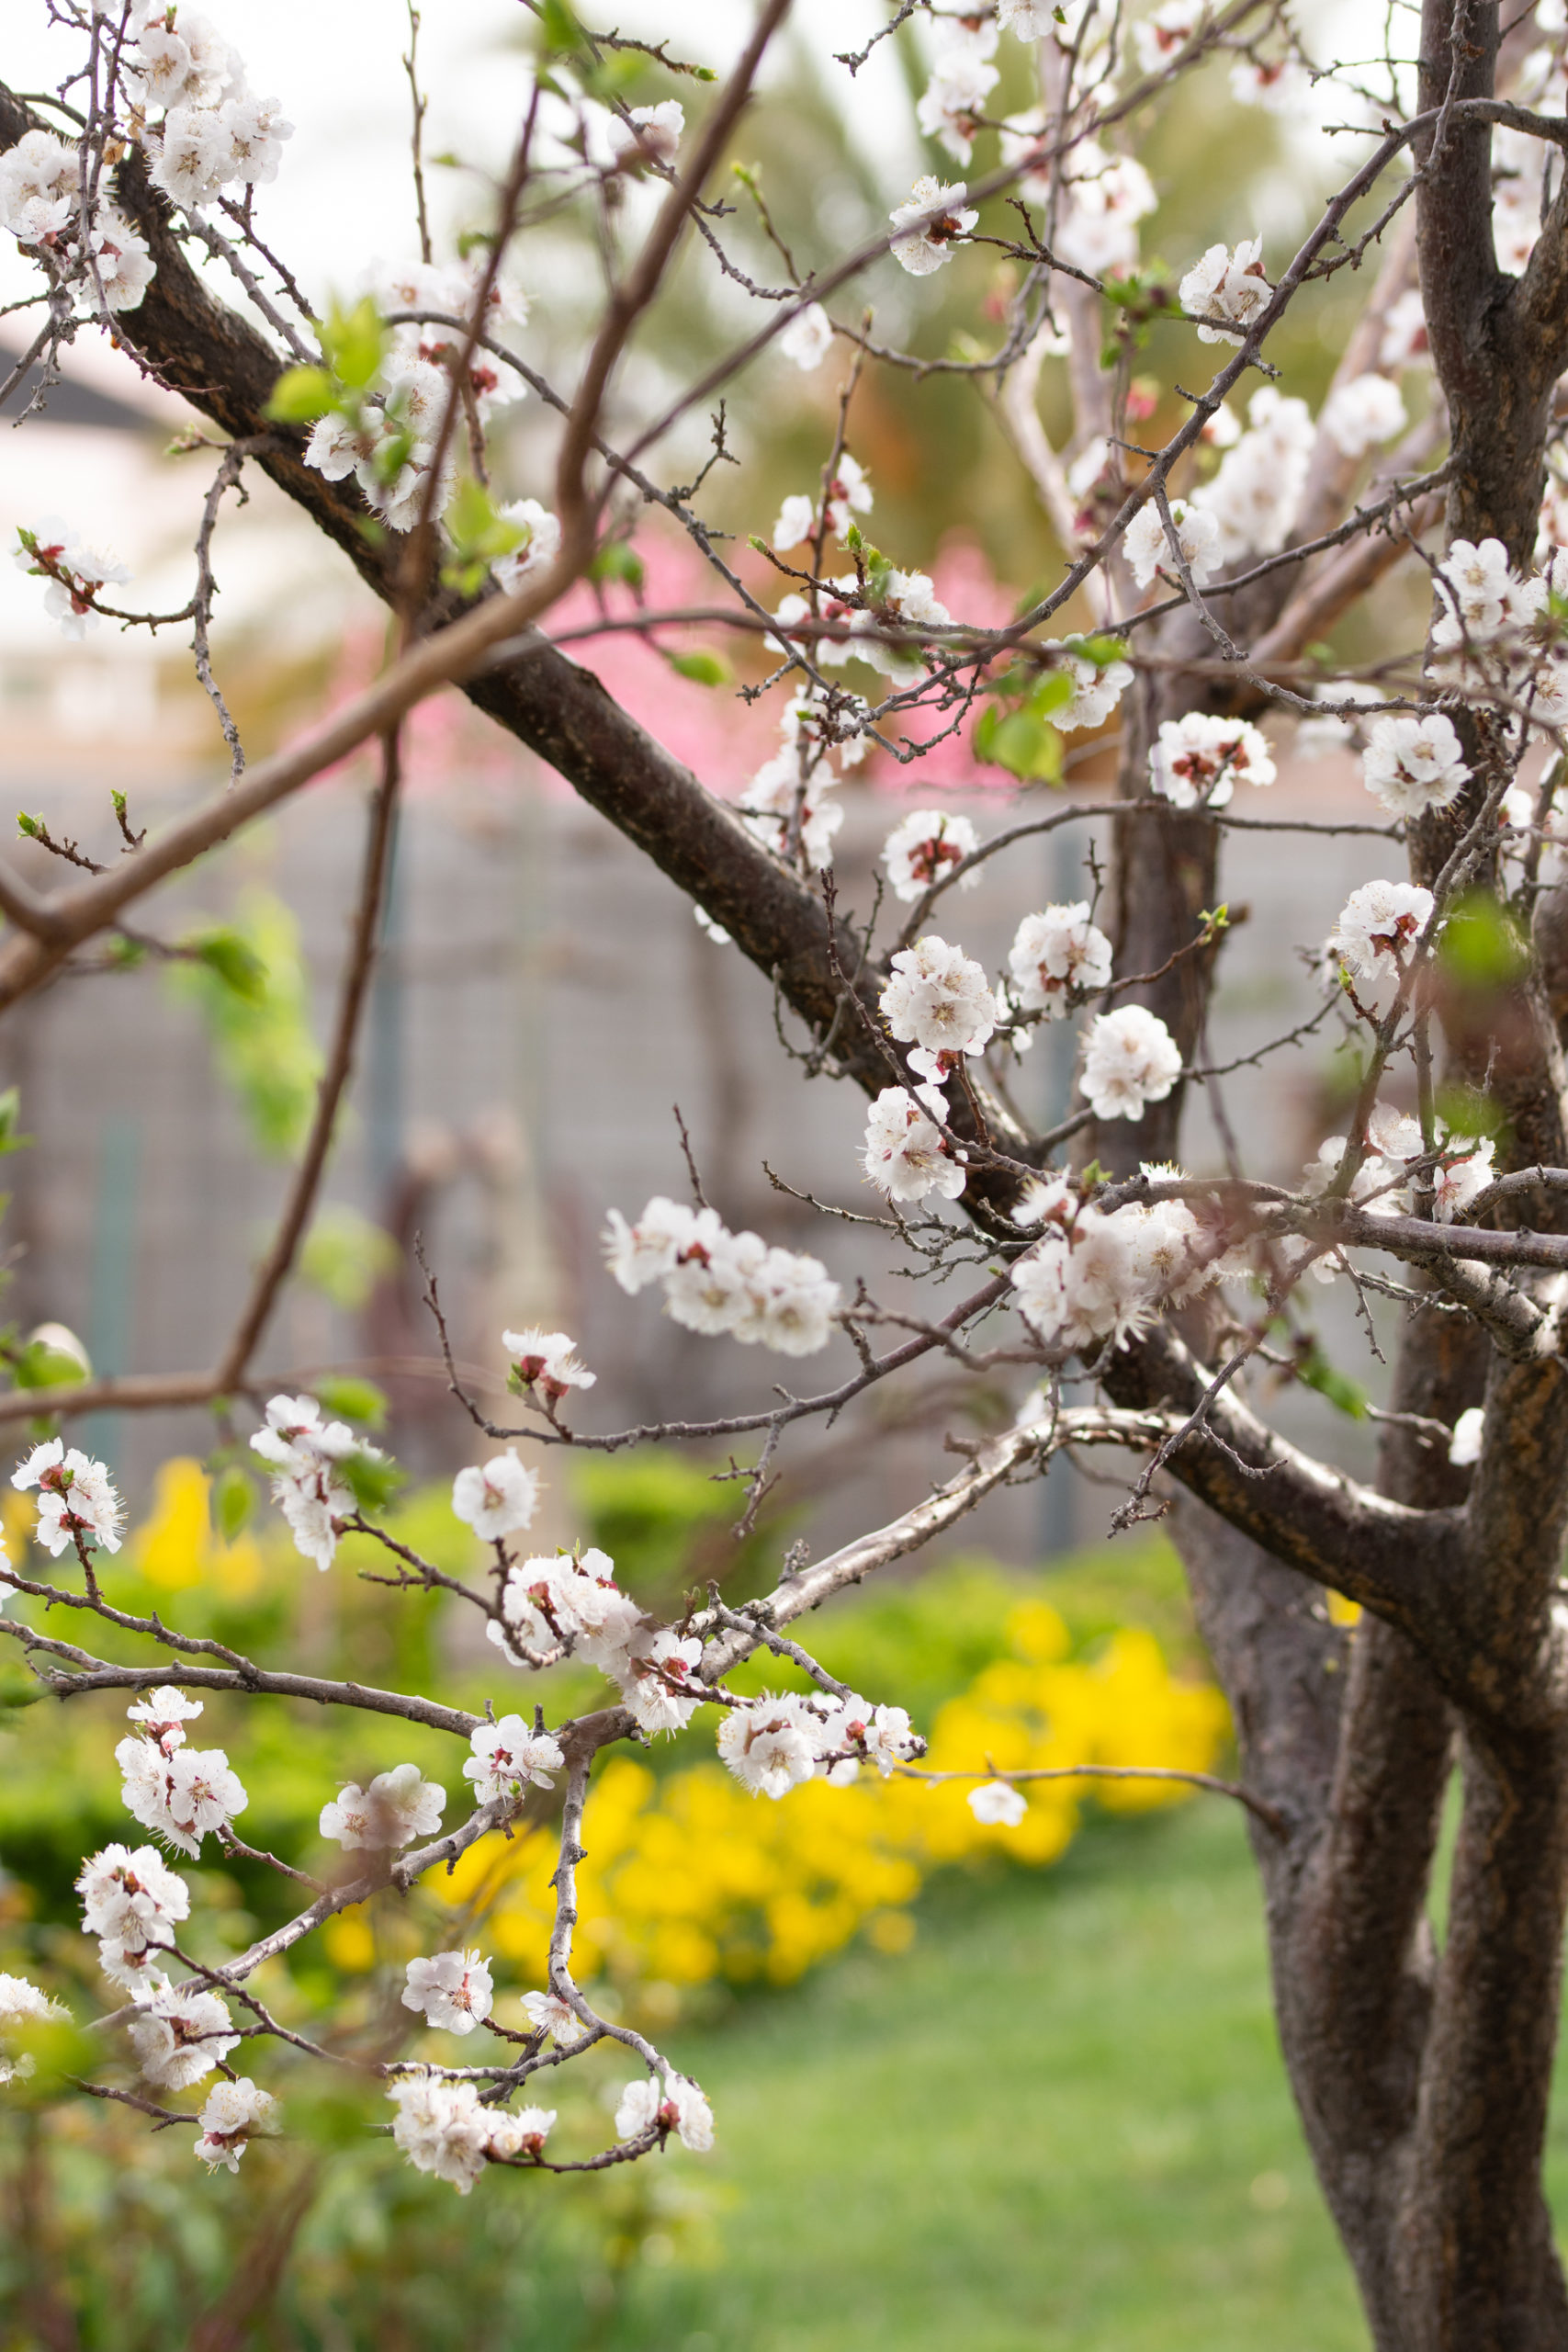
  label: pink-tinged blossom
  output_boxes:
[862,1086,967,1203]
[1134,0,1203,73]
[916,50,999,165]
[1179,236,1271,344]
[129,1984,239,2090]
[87,208,155,311]
[320,1763,445,1851]
[615,2071,715,2151]
[1230,56,1312,111]
[502,1328,595,1400]
[1079,1007,1183,1123]
[463,1714,566,1805]
[621,1629,705,1735]
[1122,497,1220,591]
[1044,644,1134,731]
[14,519,132,641]
[1360,713,1470,818]
[1149,713,1276,808]
[603,1195,705,1294]
[403,1949,494,2035]
[486,2104,557,2159]
[452,1449,540,1541]
[1007,905,1113,1019]
[76,1843,189,1971]
[615,100,683,169]
[0,130,76,245]
[881,936,997,1058]
[890,175,978,275]
[881,809,979,903]
[124,1687,203,1749]
[115,1735,247,1859]
[250,1394,367,1573]
[12,1437,123,1556]
[969,1779,1028,1826]
[1432,1137,1496,1224]
[194,2077,281,2173]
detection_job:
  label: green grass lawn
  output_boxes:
[575,1800,1371,2352]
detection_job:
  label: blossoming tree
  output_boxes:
[2,0,1568,2340]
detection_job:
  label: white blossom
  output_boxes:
[1043,644,1134,731]
[1134,0,1204,74]
[881,936,997,1057]
[76,1843,189,1973]
[463,1714,566,1805]
[717,1693,823,1798]
[1007,905,1113,1018]
[615,2071,715,2151]
[502,1328,595,1400]
[603,1195,706,1294]
[849,568,951,687]
[87,208,155,311]
[194,2077,280,2173]
[889,175,978,275]
[150,105,227,209]
[124,1688,203,1748]
[320,1763,445,1851]
[1123,497,1220,590]
[621,1629,705,1735]
[739,743,843,870]
[863,1086,967,1202]
[1190,388,1314,563]
[486,2103,557,2159]
[1055,143,1156,278]
[0,130,77,245]
[1431,537,1521,649]
[452,1450,540,1541]
[115,1736,247,1859]
[213,93,293,187]
[1321,373,1408,458]
[773,492,817,549]
[881,809,980,902]
[1381,288,1430,370]
[249,1394,367,1573]
[1149,713,1276,808]
[969,1778,1028,1826]
[126,14,237,111]
[12,1437,123,1555]
[998,0,1057,31]
[1331,879,1436,982]
[1230,56,1312,111]
[403,1949,494,2035]
[1079,1006,1184,1123]
[1449,1407,1485,1467]
[492,500,561,593]
[778,302,833,369]
[823,452,874,538]
[1433,1136,1496,1223]
[388,2074,495,2193]
[522,1988,588,2046]
[129,1983,239,2090]
[916,50,999,165]
[1361,713,1471,817]
[0,1970,69,2084]
[1179,237,1271,344]
[615,100,683,168]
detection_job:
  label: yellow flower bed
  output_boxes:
[423,1597,1230,1993]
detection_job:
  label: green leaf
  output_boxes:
[338,1445,406,1514]
[169,890,322,1159]
[666,649,732,686]
[1438,889,1529,988]
[14,1326,91,1392]
[317,297,388,391]
[264,365,339,423]
[0,1662,41,1711]
[975,704,1064,783]
[591,540,646,593]
[16,811,41,841]
[1435,1081,1506,1141]
[0,1086,32,1157]
[1295,1341,1369,1421]
[211,1463,255,1544]
[537,0,587,55]
[1028,669,1076,721]
[186,926,268,1003]
[312,1374,389,1431]
[299,1205,398,1310]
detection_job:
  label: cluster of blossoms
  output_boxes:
[304,259,532,536]
[863,1085,966,1204]
[194,2077,280,2173]
[1423,539,1568,725]
[716,1688,923,1798]
[1179,238,1272,345]
[1010,1173,1224,1353]
[1149,712,1276,808]
[1503,778,1568,888]
[76,1838,190,1993]
[1003,904,1114,1023]
[14,517,131,640]
[388,2074,558,2192]
[0,128,153,313]
[464,1710,570,1796]
[114,1689,247,1860]
[881,808,980,904]
[129,1980,240,2090]
[1036,639,1135,733]
[130,14,293,217]
[1360,711,1471,819]
[1123,496,1221,592]
[13,1435,123,1556]
[1079,1006,1185,1124]
[604,1195,842,1356]
[403,1949,494,2036]
[250,1393,384,1573]
[772,451,873,550]
[0,1973,69,2086]
[320,1763,446,1852]
[774,571,953,696]
[1320,373,1408,460]
[488,1549,701,1736]
[1330,878,1437,1016]
[1190,388,1314,565]
[1303,1105,1495,1227]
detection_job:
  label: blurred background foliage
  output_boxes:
[0,1448,1251,2348]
